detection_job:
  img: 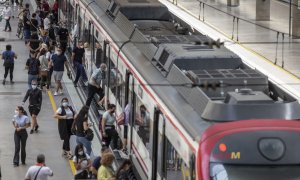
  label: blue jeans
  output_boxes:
[28,74,38,89]
[74,62,87,84]
[76,136,92,156]
[24,29,31,41]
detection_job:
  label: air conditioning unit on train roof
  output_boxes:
[152,43,242,75]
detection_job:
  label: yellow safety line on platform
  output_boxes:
[174,2,300,82]
[47,90,76,176]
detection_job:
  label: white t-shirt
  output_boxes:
[25,165,53,180]
[43,17,50,30]
[103,111,116,125]
[73,153,90,175]
[56,107,74,119]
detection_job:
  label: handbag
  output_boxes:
[39,70,48,76]
[85,128,94,141]
[116,112,125,125]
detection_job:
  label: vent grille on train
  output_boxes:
[151,35,210,44]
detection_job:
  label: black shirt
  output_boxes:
[26,58,40,75]
[30,18,39,32]
[29,34,40,50]
[23,88,42,107]
[57,28,69,41]
[72,47,85,64]
[75,115,87,137]
[51,54,67,71]
[23,16,30,30]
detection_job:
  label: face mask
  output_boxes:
[57,51,62,55]
[62,102,68,107]
[80,45,84,48]
[78,151,84,156]
[32,85,37,89]
[15,110,19,115]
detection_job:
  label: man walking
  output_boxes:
[2,3,12,32]
[49,46,70,95]
[85,63,107,107]
[26,53,40,89]
[2,44,17,85]
[25,154,53,180]
[23,80,42,134]
[72,41,87,87]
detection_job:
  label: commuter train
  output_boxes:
[58,0,300,179]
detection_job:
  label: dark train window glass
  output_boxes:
[158,50,169,66]
[165,139,191,180]
[134,99,151,151]
[109,60,125,106]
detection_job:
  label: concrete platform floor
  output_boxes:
[0,2,74,179]
[170,0,300,77]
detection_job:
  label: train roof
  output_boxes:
[88,0,300,141]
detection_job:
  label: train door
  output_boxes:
[152,109,166,180]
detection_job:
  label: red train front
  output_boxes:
[198,120,300,180]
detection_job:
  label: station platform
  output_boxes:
[162,0,300,77]
[0,1,102,179]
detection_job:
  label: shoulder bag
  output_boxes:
[85,128,94,141]
[34,166,43,180]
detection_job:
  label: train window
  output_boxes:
[109,60,125,106]
[134,99,151,150]
[165,139,191,180]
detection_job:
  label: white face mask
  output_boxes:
[32,85,37,89]
[78,151,84,156]
[62,102,68,107]
[15,110,19,115]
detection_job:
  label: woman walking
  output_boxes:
[37,48,49,89]
[74,105,92,155]
[12,106,30,167]
[54,97,76,159]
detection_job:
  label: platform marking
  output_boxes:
[47,90,76,176]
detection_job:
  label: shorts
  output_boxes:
[29,105,40,116]
[53,71,63,81]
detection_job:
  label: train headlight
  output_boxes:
[258,138,285,161]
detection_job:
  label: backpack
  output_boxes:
[3,51,14,67]
[28,58,39,75]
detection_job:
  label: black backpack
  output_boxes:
[28,58,39,75]
[3,51,14,67]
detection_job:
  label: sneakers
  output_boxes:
[62,150,73,159]
[66,151,73,159]
[59,90,63,95]
[53,91,58,96]
[62,150,67,157]
[35,125,39,132]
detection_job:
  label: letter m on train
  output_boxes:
[231,152,241,159]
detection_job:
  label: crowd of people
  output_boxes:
[1,1,135,179]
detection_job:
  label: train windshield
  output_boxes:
[210,164,300,180]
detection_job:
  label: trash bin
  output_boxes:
[227,0,239,7]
